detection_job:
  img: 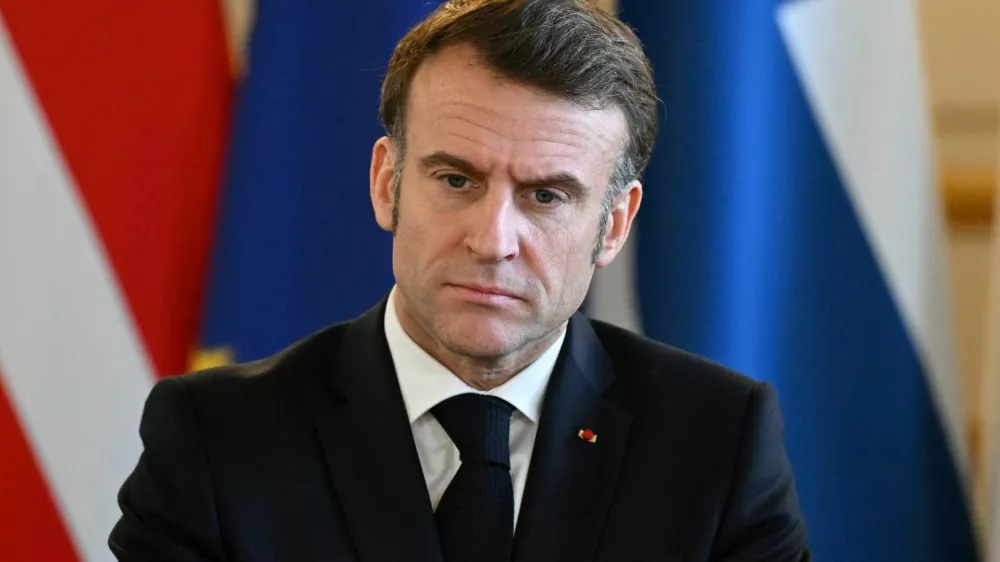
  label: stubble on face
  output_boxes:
[374,44,628,388]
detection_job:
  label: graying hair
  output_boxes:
[381,0,658,263]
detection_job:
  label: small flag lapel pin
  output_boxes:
[578,428,598,443]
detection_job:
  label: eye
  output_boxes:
[441,174,470,189]
[532,189,562,205]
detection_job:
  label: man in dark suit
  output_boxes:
[110,0,809,560]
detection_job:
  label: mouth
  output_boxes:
[445,283,524,304]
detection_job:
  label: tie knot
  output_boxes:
[432,394,514,468]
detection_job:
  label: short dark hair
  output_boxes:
[380,0,658,259]
[380,0,658,192]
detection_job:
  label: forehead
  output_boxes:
[404,44,626,180]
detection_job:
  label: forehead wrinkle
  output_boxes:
[416,90,625,184]
[429,100,620,151]
[438,131,497,151]
[508,149,595,181]
[509,138,619,171]
[428,98,501,117]
[512,135,609,157]
[511,123,623,159]
[428,126,619,185]
[432,112,509,146]
[525,109,623,137]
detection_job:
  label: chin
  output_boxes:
[435,311,523,359]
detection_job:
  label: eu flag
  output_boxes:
[200,1,437,362]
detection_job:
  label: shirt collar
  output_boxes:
[384,286,565,424]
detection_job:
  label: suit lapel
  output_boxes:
[315,300,443,562]
[513,313,632,562]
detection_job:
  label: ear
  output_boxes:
[370,136,397,232]
[595,180,642,268]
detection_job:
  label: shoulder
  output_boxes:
[587,318,762,417]
[584,320,802,529]
[155,321,352,420]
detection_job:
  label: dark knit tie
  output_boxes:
[432,394,515,562]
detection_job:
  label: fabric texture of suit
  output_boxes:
[110,299,810,561]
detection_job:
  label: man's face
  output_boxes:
[370,44,640,361]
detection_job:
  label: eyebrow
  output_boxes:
[419,151,483,180]
[519,172,591,198]
[418,150,592,197]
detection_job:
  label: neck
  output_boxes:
[393,294,565,391]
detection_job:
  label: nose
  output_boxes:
[464,189,520,263]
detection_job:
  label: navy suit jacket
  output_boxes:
[110,300,809,561]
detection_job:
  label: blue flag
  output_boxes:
[594,0,978,559]
[200,1,437,362]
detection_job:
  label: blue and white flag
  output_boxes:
[592,0,979,559]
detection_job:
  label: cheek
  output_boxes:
[394,195,466,275]
[391,195,427,279]
[529,222,593,292]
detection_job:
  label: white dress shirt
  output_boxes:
[383,288,566,526]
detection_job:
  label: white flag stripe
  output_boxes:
[0,15,155,562]
[588,229,643,333]
[777,0,968,482]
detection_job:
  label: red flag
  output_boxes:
[0,1,232,559]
